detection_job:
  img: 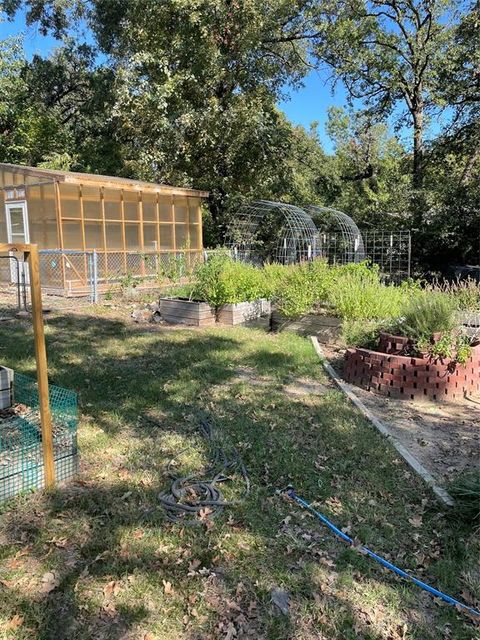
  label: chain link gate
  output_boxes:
[39,250,98,302]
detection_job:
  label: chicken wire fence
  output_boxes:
[0,372,78,501]
[318,230,411,282]
[35,249,204,300]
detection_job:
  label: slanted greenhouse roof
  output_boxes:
[0,163,209,198]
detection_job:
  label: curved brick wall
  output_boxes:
[344,339,480,402]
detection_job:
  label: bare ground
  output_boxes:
[323,345,480,487]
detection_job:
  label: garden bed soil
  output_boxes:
[323,344,480,487]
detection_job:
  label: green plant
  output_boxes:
[274,264,317,319]
[158,253,189,284]
[191,255,265,308]
[327,270,407,320]
[341,319,387,348]
[396,292,457,340]
[449,471,480,525]
[120,271,141,291]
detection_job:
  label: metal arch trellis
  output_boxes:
[226,200,319,265]
[306,206,366,264]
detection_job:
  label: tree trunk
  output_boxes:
[412,105,424,189]
[460,145,480,185]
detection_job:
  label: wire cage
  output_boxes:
[0,372,78,501]
[225,200,319,264]
[306,206,366,264]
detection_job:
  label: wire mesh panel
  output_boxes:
[362,230,411,282]
[225,200,319,265]
[0,372,78,501]
[39,250,96,299]
[307,206,366,263]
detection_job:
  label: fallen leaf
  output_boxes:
[5,614,24,630]
[40,570,60,593]
[162,579,174,595]
[408,515,423,528]
[103,580,121,598]
[225,621,237,640]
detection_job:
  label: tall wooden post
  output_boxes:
[28,245,55,487]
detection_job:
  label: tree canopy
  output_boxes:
[0,0,478,269]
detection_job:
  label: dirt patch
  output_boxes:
[323,345,480,486]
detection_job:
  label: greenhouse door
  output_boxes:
[5,201,30,283]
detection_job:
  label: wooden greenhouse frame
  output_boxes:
[0,164,208,295]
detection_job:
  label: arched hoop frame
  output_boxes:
[225,200,319,264]
[306,206,366,264]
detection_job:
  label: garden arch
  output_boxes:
[226,200,318,264]
[306,206,365,263]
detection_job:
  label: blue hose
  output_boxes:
[282,487,480,619]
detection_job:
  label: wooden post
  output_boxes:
[28,244,55,487]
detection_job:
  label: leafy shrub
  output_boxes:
[396,292,457,340]
[327,269,407,320]
[274,263,317,319]
[341,319,389,348]
[191,255,265,307]
[438,278,480,312]
[449,471,480,525]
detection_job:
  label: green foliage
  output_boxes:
[434,279,480,312]
[341,319,387,348]
[396,292,457,341]
[449,471,480,525]
[327,265,407,320]
[191,256,265,308]
[158,254,190,284]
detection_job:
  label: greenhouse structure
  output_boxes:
[0,163,208,295]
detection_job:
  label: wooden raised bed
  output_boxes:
[270,311,342,343]
[217,299,271,325]
[159,298,216,327]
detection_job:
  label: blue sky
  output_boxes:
[1,8,353,154]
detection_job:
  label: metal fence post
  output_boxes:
[92,250,99,303]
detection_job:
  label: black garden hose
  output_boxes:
[158,417,249,525]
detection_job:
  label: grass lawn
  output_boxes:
[0,307,478,640]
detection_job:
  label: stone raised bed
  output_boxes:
[344,332,480,402]
[159,298,215,327]
[217,299,271,325]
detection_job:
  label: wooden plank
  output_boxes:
[0,163,209,198]
[28,245,55,488]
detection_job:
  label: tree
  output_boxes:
[85,0,324,237]
[312,0,458,196]
[325,106,411,225]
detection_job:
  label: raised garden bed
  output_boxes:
[344,332,480,402]
[217,299,271,325]
[159,297,216,327]
[270,311,342,343]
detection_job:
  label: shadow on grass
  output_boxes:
[0,310,476,639]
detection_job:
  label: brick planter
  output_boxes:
[344,339,480,402]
